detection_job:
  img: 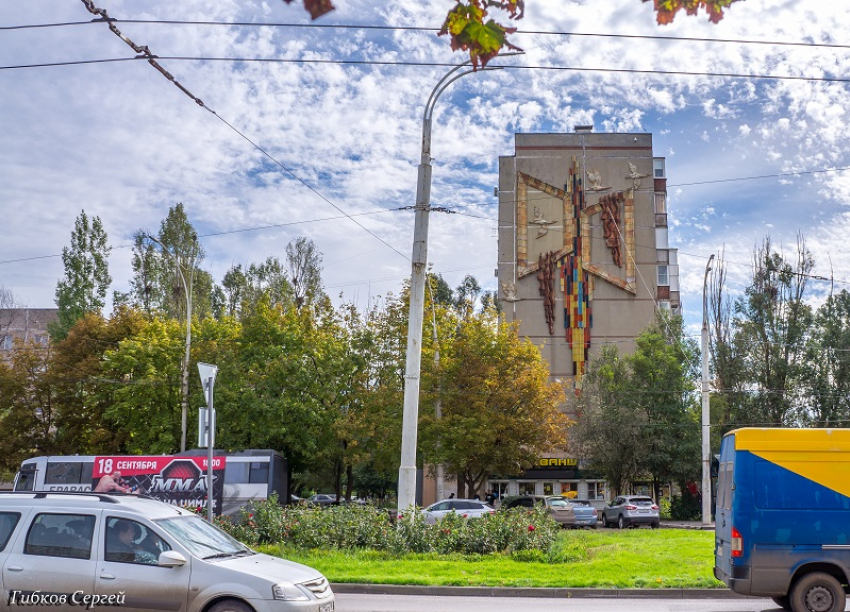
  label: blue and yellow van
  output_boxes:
[714,428,850,612]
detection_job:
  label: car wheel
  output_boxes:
[770,595,791,610]
[650,522,659,529]
[208,599,254,612]
[601,514,609,528]
[618,515,626,529]
[790,572,845,612]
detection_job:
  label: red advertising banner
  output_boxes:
[93,456,227,514]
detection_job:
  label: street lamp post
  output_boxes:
[701,253,715,527]
[145,234,197,453]
[397,57,512,514]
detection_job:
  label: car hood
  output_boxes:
[214,552,326,584]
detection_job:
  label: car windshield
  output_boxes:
[571,500,591,507]
[632,498,654,506]
[156,515,252,559]
[547,498,571,507]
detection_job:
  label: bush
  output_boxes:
[214,496,559,556]
[670,489,701,521]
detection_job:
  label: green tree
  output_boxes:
[422,307,569,498]
[734,236,813,426]
[800,290,850,427]
[50,307,148,454]
[50,210,112,341]
[129,204,216,320]
[570,345,643,497]
[0,341,61,472]
[285,237,324,311]
[630,312,700,499]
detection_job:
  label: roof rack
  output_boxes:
[0,490,151,504]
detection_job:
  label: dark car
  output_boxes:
[600,495,660,529]
[502,495,576,527]
[308,493,339,507]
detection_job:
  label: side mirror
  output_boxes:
[158,550,187,567]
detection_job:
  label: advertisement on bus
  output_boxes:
[92,455,227,514]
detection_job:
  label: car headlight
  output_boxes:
[272,582,309,601]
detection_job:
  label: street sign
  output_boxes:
[198,362,218,406]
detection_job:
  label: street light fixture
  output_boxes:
[397,56,517,514]
[144,233,197,453]
[701,253,715,527]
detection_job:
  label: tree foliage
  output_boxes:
[571,313,699,496]
[421,307,569,497]
[51,210,112,341]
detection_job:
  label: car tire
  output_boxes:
[790,572,845,612]
[208,599,254,612]
[601,514,609,528]
[618,515,626,529]
[771,595,791,610]
[650,522,659,529]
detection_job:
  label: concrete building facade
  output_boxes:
[485,128,680,506]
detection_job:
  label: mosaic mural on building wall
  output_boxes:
[515,158,638,389]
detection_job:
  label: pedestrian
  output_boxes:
[448,492,455,499]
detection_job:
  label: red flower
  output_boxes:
[528,525,536,532]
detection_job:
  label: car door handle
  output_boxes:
[7,565,22,572]
[100,573,116,580]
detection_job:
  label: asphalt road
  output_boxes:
[334,594,794,612]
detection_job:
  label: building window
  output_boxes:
[542,482,555,495]
[654,193,666,214]
[560,482,578,497]
[657,265,669,287]
[653,158,666,178]
[657,249,669,264]
[587,482,606,501]
[658,301,672,312]
[518,482,535,495]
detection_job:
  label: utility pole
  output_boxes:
[397,56,516,514]
[145,233,197,453]
[701,253,715,527]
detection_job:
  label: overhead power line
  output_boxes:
[74,0,409,264]
[4,18,850,52]
[4,54,850,85]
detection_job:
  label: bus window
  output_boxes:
[15,470,35,491]
[249,462,269,484]
[46,462,83,485]
[225,462,249,483]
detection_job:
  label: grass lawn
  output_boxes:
[259,528,725,588]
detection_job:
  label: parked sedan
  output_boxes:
[502,495,576,527]
[421,499,495,524]
[600,495,660,529]
[308,493,338,507]
[567,498,598,528]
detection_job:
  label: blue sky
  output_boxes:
[2,0,849,336]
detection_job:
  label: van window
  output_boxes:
[0,512,21,551]
[25,513,95,559]
[754,461,850,510]
[249,461,269,484]
[722,462,733,511]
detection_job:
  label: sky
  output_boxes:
[2,0,850,336]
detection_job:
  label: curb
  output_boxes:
[331,584,748,599]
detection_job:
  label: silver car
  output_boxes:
[0,491,334,612]
[600,495,660,529]
[501,495,576,527]
[421,499,495,525]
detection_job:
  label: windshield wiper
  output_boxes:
[203,552,238,560]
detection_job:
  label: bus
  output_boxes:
[13,449,289,517]
[714,428,850,612]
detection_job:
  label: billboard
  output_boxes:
[92,455,227,514]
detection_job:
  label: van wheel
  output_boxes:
[208,599,254,612]
[790,573,845,612]
[771,595,791,610]
[618,515,626,529]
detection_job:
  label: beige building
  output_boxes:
[0,308,58,357]
[486,128,680,505]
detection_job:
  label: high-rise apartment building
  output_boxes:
[497,128,679,394]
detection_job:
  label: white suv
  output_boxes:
[0,492,334,612]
